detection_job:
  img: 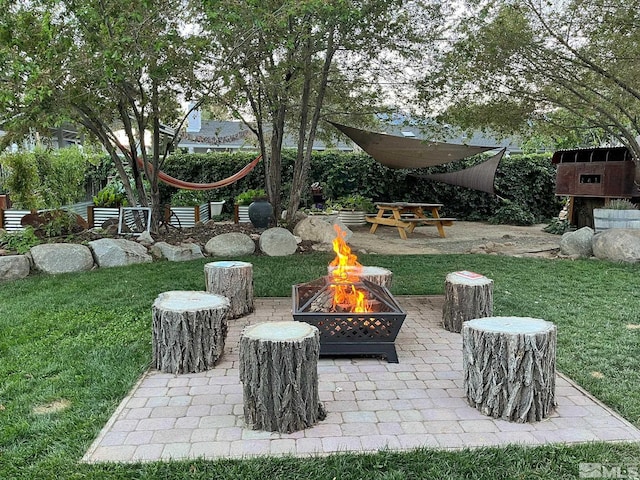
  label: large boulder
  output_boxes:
[30,243,94,274]
[293,216,352,244]
[560,227,594,258]
[136,231,155,247]
[592,229,640,263]
[204,232,255,257]
[281,209,308,228]
[88,238,152,267]
[0,255,30,281]
[150,242,204,262]
[259,227,298,256]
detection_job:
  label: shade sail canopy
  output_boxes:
[329,121,496,169]
[413,148,506,195]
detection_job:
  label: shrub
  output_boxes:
[330,194,375,212]
[0,148,90,209]
[489,199,537,225]
[40,210,79,238]
[93,184,128,207]
[605,199,638,210]
[160,150,561,222]
[170,189,207,206]
[0,227,41,254]
[0,152,41,209]
[543,218,571,235]
[235,189,267,205]
[35,147,89,207]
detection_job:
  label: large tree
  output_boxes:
[419,0,640,177]
[0,0,205,230]
[200,0,443,222]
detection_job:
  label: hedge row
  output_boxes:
[160,150,562,224]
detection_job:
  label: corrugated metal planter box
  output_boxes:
[593,208,640,233]
[337,210,367,226]
[234,205,250,224]
[167,203,211,228]
[0,209,32,232]
[87,206,120,228]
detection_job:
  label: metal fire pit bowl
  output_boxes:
[292,276,406,363]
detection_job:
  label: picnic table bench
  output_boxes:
[366,202,455,239]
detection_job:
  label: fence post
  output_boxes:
[87,205,95,228]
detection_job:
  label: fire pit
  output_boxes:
[291,225,406,363]
[292,276,406,362]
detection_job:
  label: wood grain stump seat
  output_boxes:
[204,261,254,319]
[327,265,393,289]
[443,271,493,333]
[239,321,326,433]
[152,290,230,374]
[462,316,557,423]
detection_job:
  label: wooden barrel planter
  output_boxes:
[462,316,557,423]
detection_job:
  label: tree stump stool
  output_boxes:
[152,291,230,374]
[462,316,557,423]
[327,265,393,288]
[204,261,254,319]
[443,271,493,333]
[239,321,326,433]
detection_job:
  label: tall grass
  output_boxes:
[1,254,639,479]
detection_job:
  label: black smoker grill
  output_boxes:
[292,276,406,363]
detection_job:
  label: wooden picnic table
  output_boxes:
[366,202,455,239]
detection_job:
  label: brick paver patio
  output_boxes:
[83,296,640,463]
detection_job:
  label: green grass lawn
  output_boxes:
[1,253,639,479]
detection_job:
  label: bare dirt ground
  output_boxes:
[344,221,561,258]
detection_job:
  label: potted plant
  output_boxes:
[593,198,640,233]
[333,194,374,226]
[167,189,210,227]
[209,199,226,217]
[235,188,266,224]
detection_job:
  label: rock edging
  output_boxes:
[1,226,313,282]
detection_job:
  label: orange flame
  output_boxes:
[329,224,370,313]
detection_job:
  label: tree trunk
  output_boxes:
[462,316,557,423]
[239,321,326,433]
[286,29,337,226]
[204,261,254,319]
[152,291,230,374]
[443,271,493,333]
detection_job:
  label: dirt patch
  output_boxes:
[32,399,71,415]
[345,221,561,258]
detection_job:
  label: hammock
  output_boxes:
[136,154,262,190]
